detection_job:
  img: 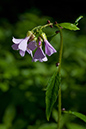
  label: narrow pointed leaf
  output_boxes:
[75,16,83,25]
[59,23,80,31]
[46,71,61,121]
[64,110,86,122]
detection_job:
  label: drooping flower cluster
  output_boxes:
[12,30,57,62]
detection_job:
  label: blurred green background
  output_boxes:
[0,1,86,129]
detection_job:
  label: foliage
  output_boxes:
[59,16,83,30]
[46,71,61,121]
[59,23,80,30]
[64,110,86,122]
[0,12,86,129]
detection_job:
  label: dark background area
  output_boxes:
[0,0,86,23]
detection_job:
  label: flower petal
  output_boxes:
[42,56,48,62]
[44,39,57,56]
[19,50,25,57]
[12,44,19,50]
[12,37,23,44]
[27,41,37,51]
[34,47,45,59]
[27,49,33,57]
[38,56,48,62]
[32,47,47,62]
[33,56,48,62]
[18,37,29,51]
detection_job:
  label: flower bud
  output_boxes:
[27,31,33,37]
[29,34,35,41]
[41,32,47,40]
[27,31,36,41]
[54,21,57,24]
[47,20,51,24]
[55,31,60,34]
[56,62,60,67]
[50,25,53,28]
[62,108,66,111]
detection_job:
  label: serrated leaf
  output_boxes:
[46,71,61,121]
[64,110,86,122]
[59,23,80,31]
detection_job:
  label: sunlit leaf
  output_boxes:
[64,110,86,122]
[46,71,61,121]
[75,16,83,25]
[59,23,80,30]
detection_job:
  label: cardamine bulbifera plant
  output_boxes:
[12,16,86,129]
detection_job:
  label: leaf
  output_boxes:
[48,33,57,42]
[67,123,86,129]
[59,23,80,31]
[46,71,61,121]
[75,16,83,25]
[3,105,16,126]
[38,123,57,129]
[64,110,86,122]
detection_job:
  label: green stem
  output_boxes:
[31,23,53,32]
[58,86,61,129]
[40,23,53,29]
[31,22,63,129]
[55,24,63,129]
[31,25,41,32]
[56,24,63,73]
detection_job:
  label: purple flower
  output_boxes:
[27,41,37,57]
[12,37,32,57]
[32,41,48,62]
[44,39,57,56]
[27,41,37,51]
[12,36,29,50]
[41,33,57,56]
[12,31,34,57]
[12,31,57,62]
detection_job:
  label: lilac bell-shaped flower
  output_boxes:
[32,39,48,62]
[41,33,57,56]
[12,31,33,57]
[27,40,37,57]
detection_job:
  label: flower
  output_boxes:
[41,33,57,56]
[44,39,57,56]
[27,40,37,51]
[27,41,37,57]
[32,40,48,62]
[12,31,57,62]
[12,36,29,51]
[12,31,33,57]
[12,37,29,57]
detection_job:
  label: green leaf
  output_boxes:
[75,16,83,25]
[3,105,16,126]
[64,110,86,122]
[59,23,80,31]
[67,123,86,129]
[38,123,57,129]
[46,71,61,121]
[48,33,57,42]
